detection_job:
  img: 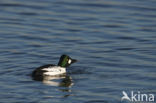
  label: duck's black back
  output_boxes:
[32,64,55,77]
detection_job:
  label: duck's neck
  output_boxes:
[58,60,67,68]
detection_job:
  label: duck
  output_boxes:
[32,54,77,78]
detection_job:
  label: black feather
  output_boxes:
[32,64,55,77]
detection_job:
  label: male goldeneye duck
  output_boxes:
[32,55,77,77]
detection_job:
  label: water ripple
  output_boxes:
[0,0,156,103]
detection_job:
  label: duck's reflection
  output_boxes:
[32,74,73,87]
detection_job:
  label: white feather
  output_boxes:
[42,66,66,76]
[68,59,72,64]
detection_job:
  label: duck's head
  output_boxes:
[58,55,77,68]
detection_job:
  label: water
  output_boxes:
[0,0,156,103]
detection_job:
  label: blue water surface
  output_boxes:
[0,0,156,103]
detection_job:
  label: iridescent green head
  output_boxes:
[58,55,77,68]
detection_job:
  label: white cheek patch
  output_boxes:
[68,59,72,64]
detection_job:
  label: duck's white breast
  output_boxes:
[42,66,66,76]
